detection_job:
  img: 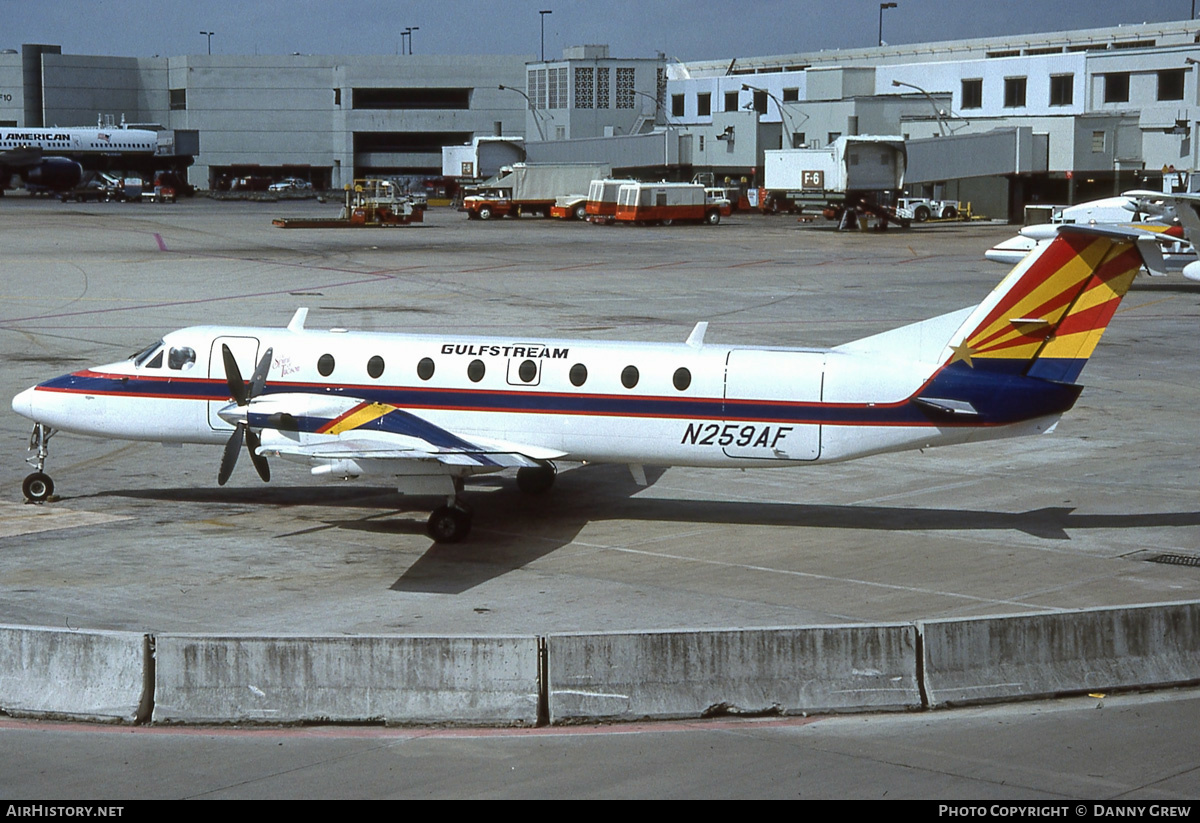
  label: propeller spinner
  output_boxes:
[217,344,273,485]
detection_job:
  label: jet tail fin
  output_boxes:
[940,226,1151,384]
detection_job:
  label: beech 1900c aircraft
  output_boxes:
[12,226,1156,542]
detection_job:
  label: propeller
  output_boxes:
[217,344,273,485]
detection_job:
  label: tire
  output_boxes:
[913,206,931,223]
[705,210,721,225]
[478,206,492,220]
[22,472,54,503]
[942,206,958,220]
[660,218,673,226]
[573,204,587,221]
[427,506,472,543]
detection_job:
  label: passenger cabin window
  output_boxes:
[367,355,385,379]
[417,357,435,380]
[467,359,485,383]
[673,367,691,391]
[621,365,639,389]
[569,363,587,387]
[317,354,335,376]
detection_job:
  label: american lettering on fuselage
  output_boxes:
[12,226,1158,542]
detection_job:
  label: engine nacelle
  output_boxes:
[22,157,83,191]
[1183,260,1200,283]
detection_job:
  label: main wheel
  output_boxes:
[22,472,54,503]
[427,506,472,543]
[705,210,721,225]
[516,465,556,495]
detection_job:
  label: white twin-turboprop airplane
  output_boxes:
[12,225,1155,542]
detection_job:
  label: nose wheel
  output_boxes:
[22,423,56,503]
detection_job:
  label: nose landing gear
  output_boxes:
[22,423,56,503]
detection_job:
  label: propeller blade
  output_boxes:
[248,347,273,400]
[218,422,245,486]
[245,427,271,483]
[221,344,249,406]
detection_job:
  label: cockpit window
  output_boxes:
[168,346,196,370]
[131,340,164,367]
[145,350,164,369]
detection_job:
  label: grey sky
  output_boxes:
[3,0,1195,62]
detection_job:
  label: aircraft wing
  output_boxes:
[247,394,565,472]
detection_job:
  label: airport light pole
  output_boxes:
[539,10,552,61]
[891,78,950,136]
[404,27,419,55]
[742,83,806,148]
[878,3,897,47]
[632,89,674,127]
[200,31,214,56]
[498,84,546,141]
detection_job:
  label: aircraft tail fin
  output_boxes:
[940,226,1150,384]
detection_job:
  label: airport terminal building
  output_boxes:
[3,17,1199,214]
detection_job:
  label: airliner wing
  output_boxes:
[247,394,565,472]
[262,436,552,469]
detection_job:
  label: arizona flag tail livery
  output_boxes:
[943,227,1145,383]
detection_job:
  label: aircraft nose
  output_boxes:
[12,386,38,421]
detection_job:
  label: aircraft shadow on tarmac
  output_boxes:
[98,464,1200,595]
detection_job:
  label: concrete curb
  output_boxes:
[920,602,1200,707]
[0,626,150,723]
[2,601,1197,726]
[153,634,540,725]
[547,625,920,723]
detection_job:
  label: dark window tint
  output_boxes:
[468,359,485,383]
[673,367,692,391]
[569,363,588,386]
[961,79,982,109]
[367,355,385,379]
[317,354,335,376]
[417,357,435,380]
[1104,73,1130,103]
[518,359,537,383]
[621,365,639,389]
[1158,69,1185,101]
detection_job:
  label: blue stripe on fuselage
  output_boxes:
[34,363,1083,429]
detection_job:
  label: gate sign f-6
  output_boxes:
[801,170,824,190]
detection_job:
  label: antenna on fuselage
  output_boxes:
[686,321,708,349]
[287,308,308,332]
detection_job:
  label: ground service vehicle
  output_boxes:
[585,178,638,223]
[897,197,960,222]
[613,182,731,225]
[462,163,611,220]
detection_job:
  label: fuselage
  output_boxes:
[12,318,1070,472]
[0,128,157,157]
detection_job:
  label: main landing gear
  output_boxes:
[424,463,557,543]
[22,423,56,503]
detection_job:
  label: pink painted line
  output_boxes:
[457,264,519,272]
[727,259,774,268]
[552,262,607,272]
[154,233,167,251]
[640,261,690,270]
